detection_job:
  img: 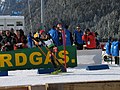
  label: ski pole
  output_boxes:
[42,45,66,69]
[37,45,47,57]
[32,39,47,57]
[32,38,66,69]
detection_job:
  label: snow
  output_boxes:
[0,50,120,87]
[0,64,120,87]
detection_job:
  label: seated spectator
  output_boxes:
[0,30,15,51]
[14,29,28,50]
[10,28,17,37]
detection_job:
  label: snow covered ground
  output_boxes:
[0,50,120,87]
[0,64,120,87]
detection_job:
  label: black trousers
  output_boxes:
[115,56,119,65]
[76,43,83,50]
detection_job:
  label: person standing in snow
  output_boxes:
[82,28,96,49]
[73,25,84,50]
[48,25,61,46]
[64,25,73,46]
[111,38,120,65]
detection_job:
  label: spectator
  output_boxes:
[104,37,112,55]
[95,32,100,49]
[64,25,73,46]
[111,38,119,65]
[48,25,61,46]
[27,32,33,48]
[0,30,15,51]
[56,25,63,46]
[14,30,28,50]
[0,31,2,40]
[57,24,73,46]
[10,28,16,37]
[82,28,96,49]
[73,26,84,50]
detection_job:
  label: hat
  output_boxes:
[39,30,45,34]
[85,28,90,32]
[34,33,39,38]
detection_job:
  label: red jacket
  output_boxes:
[14,35,28,50]
[82,32,96,49]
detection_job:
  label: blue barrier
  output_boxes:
[86,64,109,70]
[38,67,66,74]
[37,68,54,74]
[0,71,8,76]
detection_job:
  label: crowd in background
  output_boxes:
[0,23,101,52]
[0,28,28,51]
